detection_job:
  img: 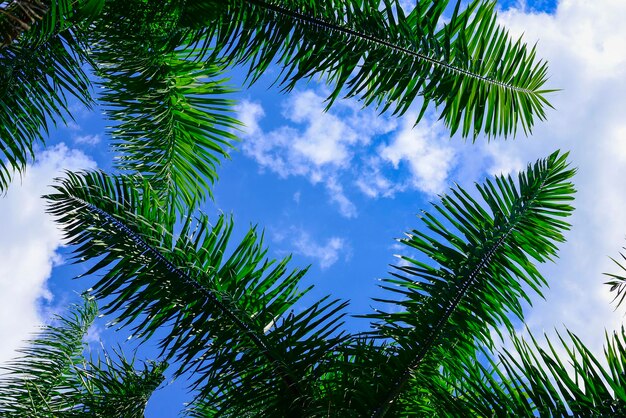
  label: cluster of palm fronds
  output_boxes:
[0,298,166,417]
[2,0,626,416]
[0,0,553,197]
[0,0,48,47]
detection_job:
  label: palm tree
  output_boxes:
[0,298,165,417]
[43,150,621,416]
[41,151,626,416]
[0,0,95,190]
[7,0,625,416]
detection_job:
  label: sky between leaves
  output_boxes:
[3,0,626,415]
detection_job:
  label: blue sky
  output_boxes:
[3,0,626,415]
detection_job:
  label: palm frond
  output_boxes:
[0,0,96,192]
[91,0,239,210]
[604,247,626,308]
[0,298,97,416]
[0,297,164,417]
[77,351,166,418]
[0,0,48,48]
[441,328,626,416]
[363,151,575,416]
[46,170,348,416]
[0,0,106,47]
[183,0,553,138]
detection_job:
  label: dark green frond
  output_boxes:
[46,170,348,416]
[0,298,97,417]
[0,0,48,48]
[363,151,575,416]
[92,0,239,210]
[78,352,166,418]
[185,0,553,138]
[0,0,95,192]
[0,0,105,47]
[0,298,164,417]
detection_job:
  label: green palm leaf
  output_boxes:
[77,351,166,418]
[440,328,626,416]
[0,0,97,191]
[0,0,48,48]
[0,0,105,47]
[0,298,96,416]
[0,298,164,417]
[46,170,348,416]
[604,247,626,308]
[360,151,575,416]
[184,0,553,138]
[91,0,239,210]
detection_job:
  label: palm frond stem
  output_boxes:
[373,170,553,417]
[247,0,531,93]
[68,194,304,400]
[0,0,48,48]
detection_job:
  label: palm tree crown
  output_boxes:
[3,0,625,417]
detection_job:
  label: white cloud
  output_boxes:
[0,144,96,364]
[379,115,456,196]
[483,142,525,177]
[60,112,102,146]
[238,90,396,216]
[237,100,265,137]
[288,91,359,166]
[291,229,347,270]
[477,0,626,359]
[355,156,404,198]
[272,226,348,269]
[238,89,462,215]
[241,90,396,173]
[284,91,396,166]
[73,133,101,145]
[326,177,357,219]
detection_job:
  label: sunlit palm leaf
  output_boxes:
[360,151,575,416]
[0,298,164,417]
[91,0,239,210]
[46,170,348,416]
[0,298,96,416]
[184,0,553,138]
[441,328,626,416]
